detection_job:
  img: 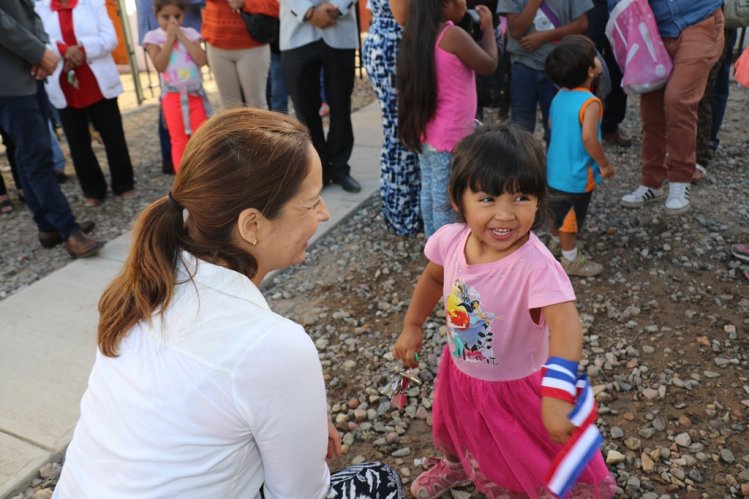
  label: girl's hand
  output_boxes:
[227,0,244,10]
[326,417,342,460]
[393,325,423,369]
[541,396,576,444]
[166,20,180,40]
[475,4,493,35]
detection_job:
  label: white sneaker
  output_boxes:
[621,185,664,208]
[665,182,691,215]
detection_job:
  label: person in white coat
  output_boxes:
[35,0,135,207]
[52,109,405,499]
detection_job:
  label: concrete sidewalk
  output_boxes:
[0,103,383,498]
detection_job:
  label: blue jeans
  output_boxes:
[49,122,66,172]
[418,145,456,237]
[0,83,77,237]
[509,61,557,144]
[269,50,288,113]
[158,102,173,168]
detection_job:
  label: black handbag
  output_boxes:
[240,10,280,44]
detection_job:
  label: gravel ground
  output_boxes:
[6,78,749,499]
[0,76,376,300]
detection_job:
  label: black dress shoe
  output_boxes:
[333,174,361,193]
[39,220,95,248]
[55,171,68,183]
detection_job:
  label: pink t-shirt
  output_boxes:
[421,21,477,152]
[425,224,576,381]
[143,27,204,93]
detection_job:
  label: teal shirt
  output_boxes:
[547,88,602,194]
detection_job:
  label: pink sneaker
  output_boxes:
[411,457,471,499]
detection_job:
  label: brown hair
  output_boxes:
[97,109,311,357]
[152,0,187,14]
[449,123,548,230]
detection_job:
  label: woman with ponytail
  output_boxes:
[53,109,404,499]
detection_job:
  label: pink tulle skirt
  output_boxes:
[432,347,616,498]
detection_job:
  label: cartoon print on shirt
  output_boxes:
[446,279,497,364]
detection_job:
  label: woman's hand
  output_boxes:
[541,396,575,444]
[392,325,423,369]
[326,417,342,460]
[64,45,85,69]
[227,0,244,10]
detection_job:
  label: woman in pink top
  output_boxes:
[397,0,497,236]
[393,126,616,498]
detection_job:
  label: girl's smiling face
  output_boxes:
[459,187,539,263]
[156,5,184,30]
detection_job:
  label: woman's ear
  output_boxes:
[235,208,262,247]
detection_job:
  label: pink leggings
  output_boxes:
[162,92,208,172]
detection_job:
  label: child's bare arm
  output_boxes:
[540,301,582,443]
[440,6,498,76]
[505,0,542,40]
[519,12,589,52]
[178,31,207,67]
[145,42,172,73]
[393,262,444,368]
[581,100,614,179]
[389,0,408,25]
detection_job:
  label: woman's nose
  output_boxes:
[318,199,331,222]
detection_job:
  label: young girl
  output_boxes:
[397,0,498,237]
[393,125,616,498]
[144,0,210,172]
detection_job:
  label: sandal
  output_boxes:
[84,197,103,207]
[0,198,14,214]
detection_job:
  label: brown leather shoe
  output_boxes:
[39,221,95,248]
[63,228,103,258]
[603,129,633,147]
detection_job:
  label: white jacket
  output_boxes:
[35,0,122,109]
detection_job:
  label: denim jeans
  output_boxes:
[49,122,66,172]
[418,145,456,237]
[509,61,556,144]
[268,50,288,113]
[0,83,77,236]
[158,102,173,168]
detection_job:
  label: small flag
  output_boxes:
[545,375,604,498]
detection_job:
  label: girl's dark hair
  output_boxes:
[98,109,311,357]
[397,0,444,153]
[545,34,597,89]
[152,0,187,13]
[449,123,548,229]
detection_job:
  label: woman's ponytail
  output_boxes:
[97,196,185,356]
